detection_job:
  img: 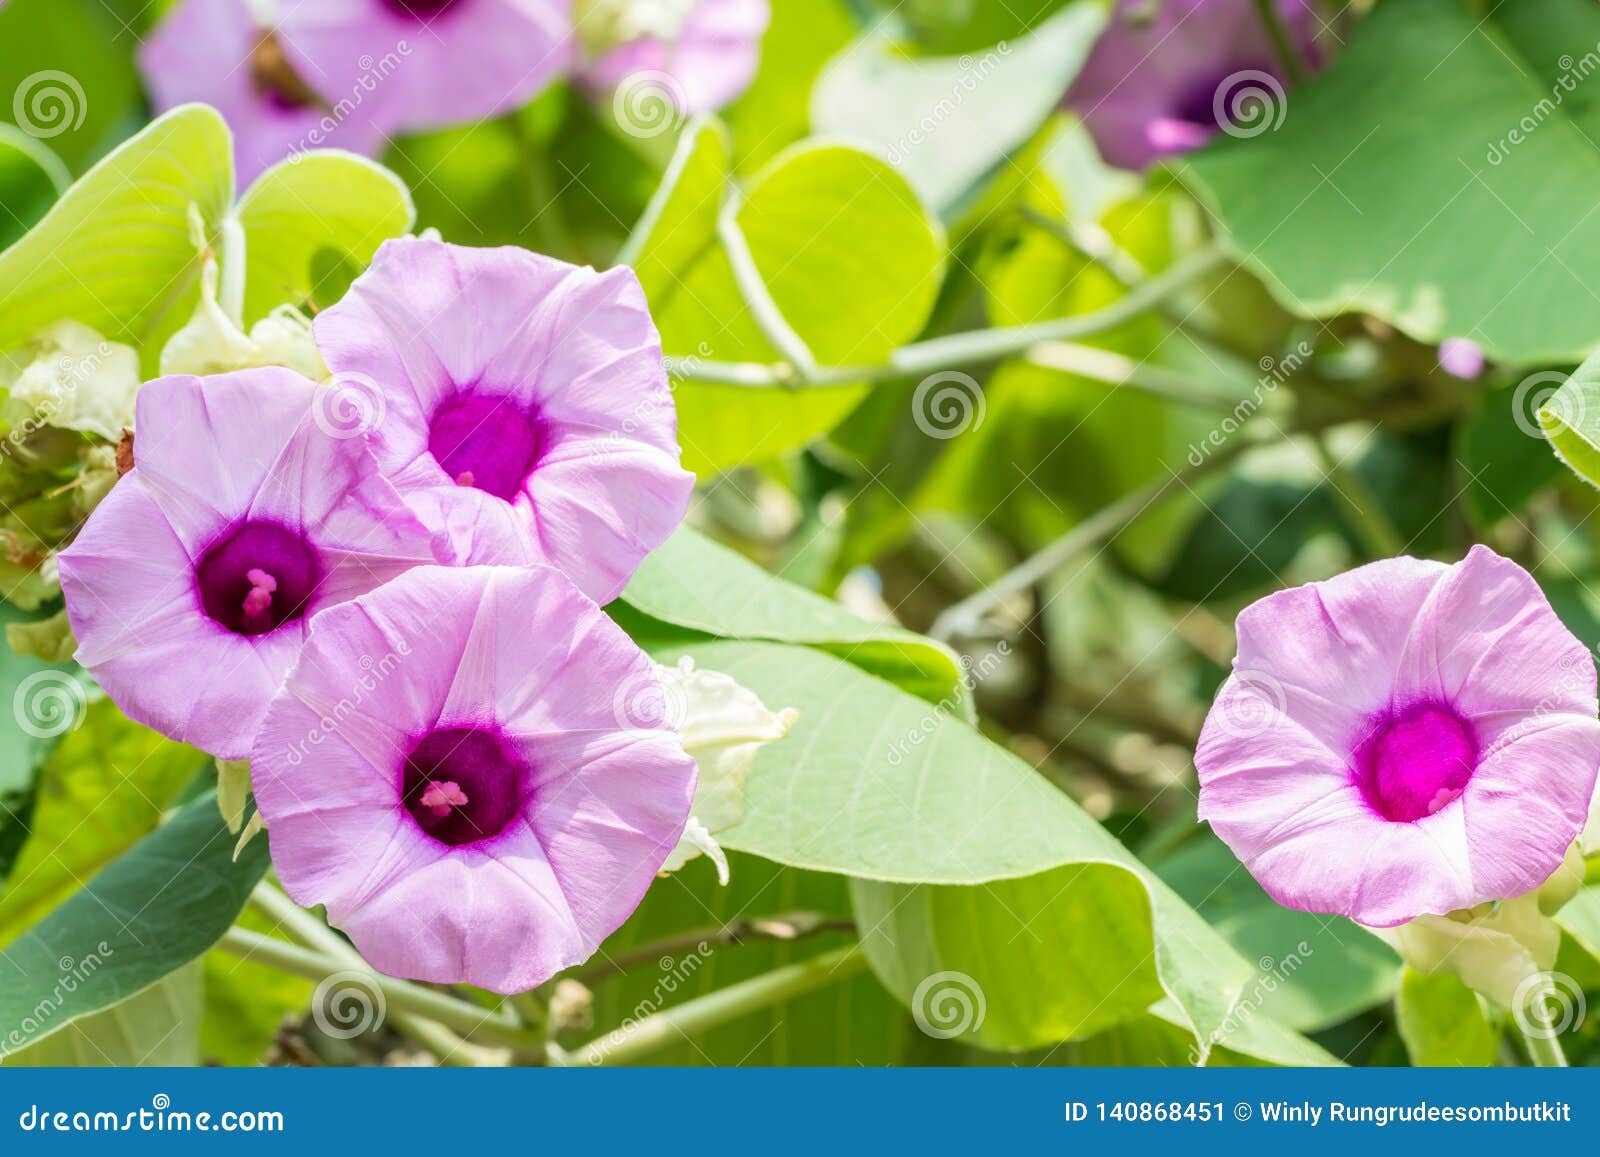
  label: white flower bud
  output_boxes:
[654,657,796,883]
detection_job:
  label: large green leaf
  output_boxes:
[1181,0,1600,364]
[0,701,206,941]
[0,791,269,1057]
[583,852,908,1065]
[1539,354,1600,487]
[656,142,946,474]
[1155,832,1399,1033]
[624,118,729,306]
[6,966,201,1066]
[851,864,1163,1051]
[0,125,67,248]
[1395,968,1499,1067]
[622,526,967,708]
[852,869,1335,1065]
[0,104,231,359]
[234,151,416,323]
[645,638,1325,1060]
[812,1,1106,214]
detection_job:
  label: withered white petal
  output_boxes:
[656,656,796,880]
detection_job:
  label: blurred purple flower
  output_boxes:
[577,0,769,119]
[1066,0,1322,171]
[58,369,439,759]
[139,0,572,183]
[274,0,573,135]
[252,564,697,993]
[1438,337,1486,379]
[313,237,694,604]
[1196,547,1600,928]
[140,0,387,184]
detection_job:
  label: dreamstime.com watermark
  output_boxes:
[289,42,413,156]
[888,640,1011,767]
[16,1095,283,1134]
[282,644,410,765]
[583,942,715,1063]
[1487,43,1600,164]
[911,970,987,1039]
[1188,941,1313,1063]
[1,943,114,1058]
[886,43,1013,166]
[1185,340,1313,467]
[2,341,118,462]
[12,70,86,139]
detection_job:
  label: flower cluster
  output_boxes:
[58,237,788,994]
[140,0,770,181]
[1197,547,1600,1004]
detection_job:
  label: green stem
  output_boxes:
[215,928,544,1053]
[508,115,576,260]
[570,912,856,984]
[930,429,1252,642]
[247,883,506,1066]
[1312,435,1407,558]
[557,946,866,1067]
[665,245,1228,389]
[1024,341,1245,411]
[718,200,818,380]
[1253,0,1305,84]
[1522,1025,1569,1068]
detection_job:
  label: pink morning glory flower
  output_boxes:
[577,0,770,118]
[1438,337,1487,380]
[1196,546,1600,928]
[140,0,389,184]
[312,237,694,604]
[251,564,698,993]
[1067,0,1322,171]
[273,0,573,136]
[58,368,439,760]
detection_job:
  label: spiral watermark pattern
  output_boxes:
[1214,70,1287,140]
[1512,369,1578,438]
[1513,971,1585,1040]
[13,671,87,739]
[13,70,87,139]
[613,70,687,139]
[611,668,688,732]
[311,970,387,1039]
[911,970,986,1039]
[912,371,986,439]
[314,371,387,439]
[1212,669,1287,740]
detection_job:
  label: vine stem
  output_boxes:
[1253,0,1306,84]
[247,883,529,1065]
[930,430,1254,643]
[1311,434,1407,558]
[214,928,545,1054]
[569,912,856,984]
[1522,1026,1569,1068]
[665,245,1228,389]
[555,946,867,1067]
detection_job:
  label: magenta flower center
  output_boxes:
[401,726,526,846]
[196,521,320,636]
[1175,64,1281,132]
[1355,705,1477,822]
[427,393,544,500]
[380,0,465,17]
